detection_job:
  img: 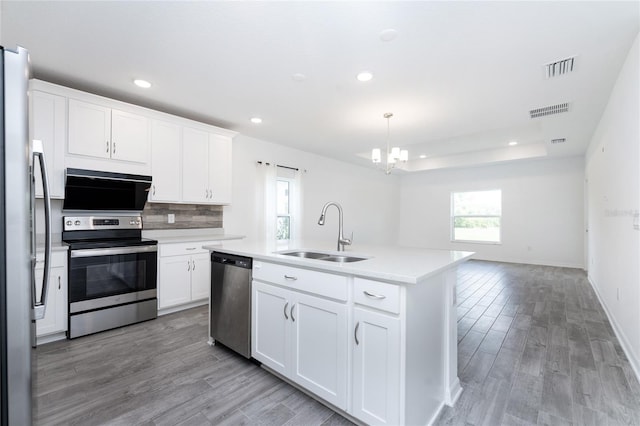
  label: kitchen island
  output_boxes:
[203,239,473,425]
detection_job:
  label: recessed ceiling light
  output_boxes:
[292,73,307,82]
[250,117,262,124]
[419,154,427,159]
[509,141,518,146]
[133,79,151,89]
[380,29,398,42]
[356,71,373,82]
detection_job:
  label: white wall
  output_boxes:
[397,157,585,268]
[585,33,639,377]
[223,134,400,246]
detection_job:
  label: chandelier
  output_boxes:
[371,113,408,174]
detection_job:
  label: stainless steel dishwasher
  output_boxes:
[210,252,252,358]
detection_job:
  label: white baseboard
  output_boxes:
[587,275,640,384]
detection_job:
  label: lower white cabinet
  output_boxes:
[252,280,348,410]
[158,242,214,310]
[352,307,401,425]
[35,251,67,337]
[250,262,454,426]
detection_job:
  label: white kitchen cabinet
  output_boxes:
[252,265,348,410]
[68,99,149,164]
[158,255,191,308]
[30,90,66,198]
[35,251,67,338]
[158,242,213,310]
[182,127,209,203]
[207,133,232,204]
[150,120,181,201]
[253,281,289,375]
[352,307,401,425]
[291,291,348,409]
[182,127,232,205]
[190,252,211,300]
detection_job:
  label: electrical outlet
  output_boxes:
[168,214,175,224]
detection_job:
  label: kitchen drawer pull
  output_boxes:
[284,275,298,281]
[354,322,360,345]
[363,290,386,300]
[291,304,296,322]
[283,302,289,320]
[186,247,196,251]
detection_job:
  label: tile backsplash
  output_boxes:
[142,203,223,230]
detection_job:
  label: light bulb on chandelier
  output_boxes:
[371,112,408,174]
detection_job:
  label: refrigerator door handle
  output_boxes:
[32,139,51,321]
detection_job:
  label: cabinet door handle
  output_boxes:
[192,260,196,271]
[363,290,386,300]
[58,276,61,290]
[187,261,191,271]
[152,185,156,196]
[113,142,116,154]
[290,304,296,322]
[354,321,360,345]
[283,302,289,320]
[284,275,297,281]
[106,141,109,153]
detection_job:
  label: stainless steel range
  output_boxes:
[63,215,158,339]
[60,167,158,338]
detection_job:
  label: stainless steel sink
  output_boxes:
[281,251,328,259]
[278,250,367,263]
[318,255,366,263]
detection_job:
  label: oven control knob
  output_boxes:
[129,220,135,225]
[66,220,72,226]
[74,220,81,226]
[135,220,140,225]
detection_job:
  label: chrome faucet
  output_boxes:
[318,202,352,251]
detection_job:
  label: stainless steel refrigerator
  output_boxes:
[1,45,52,425]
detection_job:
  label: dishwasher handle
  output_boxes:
[211,252,253,269]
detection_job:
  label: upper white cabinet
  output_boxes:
[111,109,150,163]
[29,80,236,203]
[150,120,182,202]
[68,99,149,164]
[30,90,66,198]
[182,127,232,205]
[182,127,210,203]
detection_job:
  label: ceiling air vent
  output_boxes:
[529,102,570,119]
[545,56,576,78]
[551,138,566,144]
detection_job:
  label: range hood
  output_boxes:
[63,168,152,212]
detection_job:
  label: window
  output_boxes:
[276,178,292,240]
[451,190,502,243]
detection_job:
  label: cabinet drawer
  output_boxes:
[35,251,67,269]
[253,261,348,302]
[354,278,401,314]
[160,241,216,257]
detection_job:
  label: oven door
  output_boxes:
[68,245,157,313]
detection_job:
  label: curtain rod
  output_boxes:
[256,161,299,171]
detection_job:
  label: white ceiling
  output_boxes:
[2,1,639,172]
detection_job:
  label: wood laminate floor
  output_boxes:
[34,260,640,426]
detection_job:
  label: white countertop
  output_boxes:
[203,239,474,285]
[142,228,244,244]
[35,234,68,252]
